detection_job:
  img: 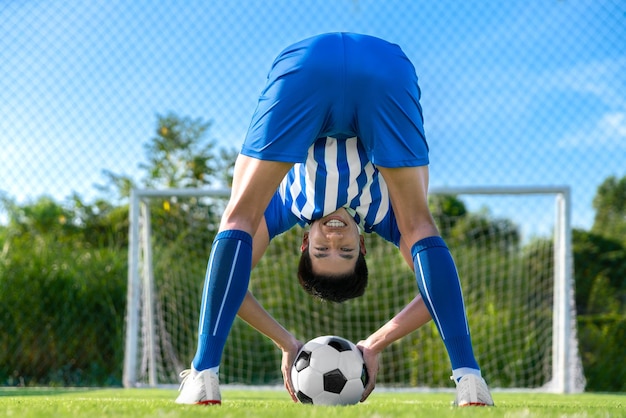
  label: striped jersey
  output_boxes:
[264,136,401,246]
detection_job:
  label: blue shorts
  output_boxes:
[241,33,429,168]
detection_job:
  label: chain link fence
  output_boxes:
[1,0,625,389]
[2,1,624,224]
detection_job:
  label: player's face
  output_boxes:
[301,208,366,276]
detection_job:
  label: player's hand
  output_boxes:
[280,338,304,402]
[357,340,380,402]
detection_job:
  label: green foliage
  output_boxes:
[572,228,626,392]
[0,112,233,386]
[98,112,237,200]
[429,194,467,231]
[3,196,80,239]
[572,229,626,315]
[577,315,626,392]
[0,115,624,391]
[142,113,217,189]
[592,175,626,245]
[0,228,126,386]
[2,182,624,390]
[429,195,520,251]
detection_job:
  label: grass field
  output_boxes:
[1,387,624,418]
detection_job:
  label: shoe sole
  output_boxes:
[458,402,493,407]
[196,400,221,405]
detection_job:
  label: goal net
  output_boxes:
[123,186,585,393]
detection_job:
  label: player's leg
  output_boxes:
[194,156,292,367]
[178,36,339,405]
[195,157,292,362]
[378,165,477,363]
[378,165,493,406]
[348,33,492,405]
[177,156,291,405]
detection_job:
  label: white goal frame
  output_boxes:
[122,185,582,393]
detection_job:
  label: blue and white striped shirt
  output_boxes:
[264,137,401,246]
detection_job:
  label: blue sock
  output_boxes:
[192,230,252,372]
[412,236,480,374]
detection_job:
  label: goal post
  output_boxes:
[428,186,578,393]
[123,187,230,388]
[123,186,584,393]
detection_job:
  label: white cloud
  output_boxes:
[548,56,626,149]
[545,57,626,109]
[558,111,626,148]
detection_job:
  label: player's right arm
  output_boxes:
[356,229,433,401]
[237,215,302,402]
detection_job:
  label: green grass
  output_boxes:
[0,388,624,418]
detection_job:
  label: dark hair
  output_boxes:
[297,248,368,303]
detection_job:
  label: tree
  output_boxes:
[573,176,626,392]
[142,113,217,189]
[429,194,467,233]
[427,194,520,251]
[592,175,626,245]
[100,112,237,200]
[572,229,626,314]
[2,196,78,239]
[0,112,237,386]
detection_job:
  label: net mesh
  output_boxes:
[130,190,583,390]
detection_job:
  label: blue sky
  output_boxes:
[1,0,625,233]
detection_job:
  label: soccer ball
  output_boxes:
[291,335,368,405]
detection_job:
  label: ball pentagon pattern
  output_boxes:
[291,335,368,406]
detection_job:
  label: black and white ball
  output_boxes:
[291,335,368,405]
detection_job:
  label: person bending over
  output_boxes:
[175,32,494,407]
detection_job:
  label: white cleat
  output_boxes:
[175,368,221,405]
[453,374,494,407]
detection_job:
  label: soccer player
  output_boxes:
[175,32,494,407]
